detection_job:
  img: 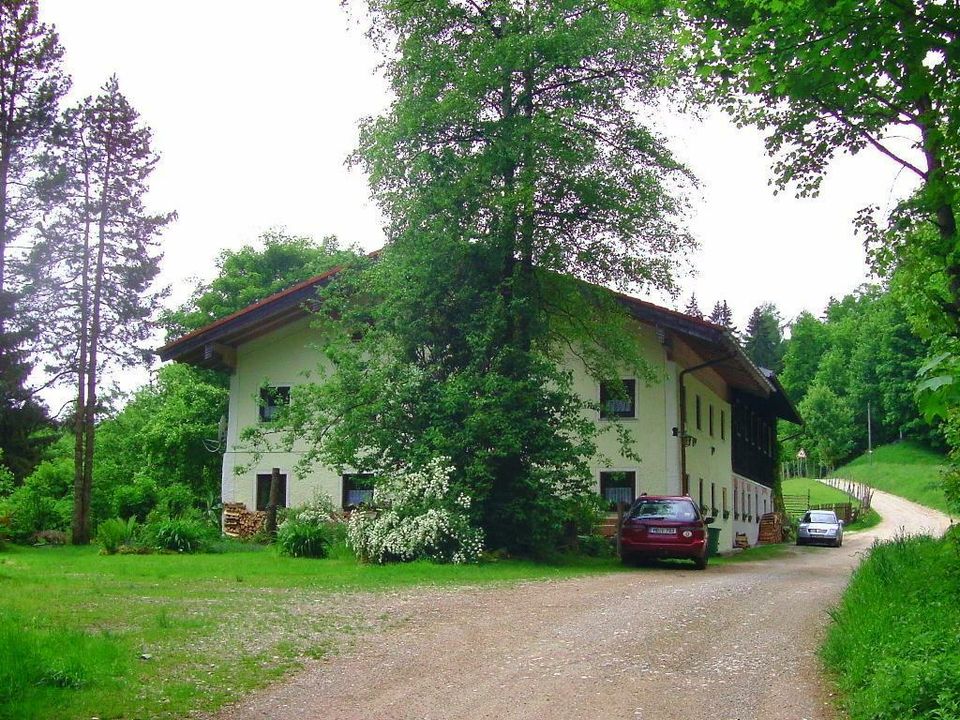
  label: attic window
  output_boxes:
[259,385,290,423]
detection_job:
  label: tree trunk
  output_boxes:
[71,153,94,545]
[265,467,282,537]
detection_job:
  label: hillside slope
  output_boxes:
[834,441,952,514]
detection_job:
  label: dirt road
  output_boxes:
[218,490,952,720]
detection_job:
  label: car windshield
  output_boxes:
[804,512,837,524]
[628,499,699,521]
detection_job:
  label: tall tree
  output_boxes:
[254,0,694,554]
[0,1,66,477]
[26,76,173,543]
[0,0,67,307]
[708,299,735,331]
[684,293,703,318]
[678,0,959,324]
[743,302,784,372]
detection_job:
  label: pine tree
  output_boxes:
[708,299,736,333]
[0,1,66,477]
[684,293,703,319]
[27,76,174,543]
[743,303,785,372]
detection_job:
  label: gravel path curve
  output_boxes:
[217,489,952,720]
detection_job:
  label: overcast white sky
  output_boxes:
[41,1,917,335]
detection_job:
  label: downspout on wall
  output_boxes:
[677,354,736,496]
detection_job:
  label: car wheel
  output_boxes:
[693,554,708,570]
[835,537,843,548]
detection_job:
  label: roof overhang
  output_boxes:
[158,262,801,424]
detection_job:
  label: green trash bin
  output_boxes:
[706,526,722,557]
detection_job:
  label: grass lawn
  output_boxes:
[0,543,629,720]
[833,441,952,514]
[782,477,859,508]
[0,537,790,719]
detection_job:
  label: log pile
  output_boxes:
[223,502,265,538]
[757,512,784,544]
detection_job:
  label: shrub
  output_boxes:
[96,518,138,555]
[152,483,195,519]
[347,457,484,564]
[277,519,335,558]
[0,458,73,543]
[276,491,339,558]
[111,477,158,523]
[145,517,216,553]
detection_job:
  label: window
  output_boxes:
[255,472,287,511]
[722,487,728,516]
[600,379,636,419]
[698,477,704,510]
[342,473,375,509]
[733,484,739,519]
[720,409,726,440]
[259,385,290,423]
[709,404,714,436]
[695,395,702,430]
[710,482,716,514]
[599,470,636,509]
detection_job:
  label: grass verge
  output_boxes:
[0,542,629,720]
[822,531,960,720]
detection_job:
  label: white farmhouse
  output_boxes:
[159,266,800,550]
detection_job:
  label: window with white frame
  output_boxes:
[259,385,290,423]
[599,379,636,419]
[599,470,636,509]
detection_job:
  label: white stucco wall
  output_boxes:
[220,315,751,550]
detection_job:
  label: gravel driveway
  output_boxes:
[218,489,952,720]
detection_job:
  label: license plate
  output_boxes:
[649,527,676,535]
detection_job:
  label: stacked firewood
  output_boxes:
[222,502,265,538]
[757,512,784,544]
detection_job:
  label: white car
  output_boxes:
[796,510,844,547]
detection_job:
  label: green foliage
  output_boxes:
[144,517,217,554]
[823,534,960,720]
[151,483,196,520]
[93,364,229,520]
[780,286,936,468]
[248,0,693,557]
[0,457,73,543]
[95,517,137,555]
[742,303,784,372]
[110,475,158,523]
[676,0,958,282]
[161,230,359,338]
[276,491,339,559]
[797,384,856,469]
[276,520,336,559]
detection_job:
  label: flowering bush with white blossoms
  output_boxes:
[347,457,484,564]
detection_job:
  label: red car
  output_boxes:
[618,496,713,569]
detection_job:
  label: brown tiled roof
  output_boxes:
[158,258,800,422]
